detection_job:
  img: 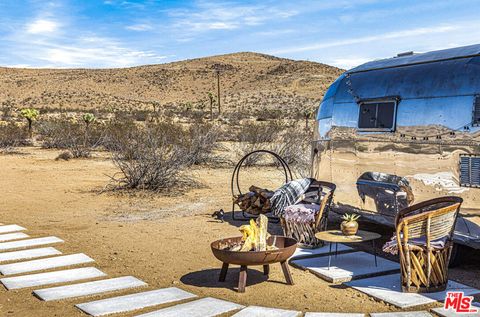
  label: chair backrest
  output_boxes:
[396,196,462,245]
[312,181,336,228]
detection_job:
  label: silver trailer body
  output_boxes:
[313,44,480,248]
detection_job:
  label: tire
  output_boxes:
[449,243,463,268]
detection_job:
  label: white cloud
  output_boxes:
[26,19,59,34]
[271,25,459,55]
[125,24,153,31]
[35,37,168,68]
[169,1,298,33]
[330,57,372,70]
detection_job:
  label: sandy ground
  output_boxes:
[0,147,478,316]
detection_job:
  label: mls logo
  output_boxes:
[444,292,478,314]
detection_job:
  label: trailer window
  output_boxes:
[358,101,397,131]
[473,95,480,126]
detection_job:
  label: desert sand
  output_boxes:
[0,147,478,316]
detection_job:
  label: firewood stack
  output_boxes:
[233,185,274,215]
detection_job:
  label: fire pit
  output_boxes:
[211,235,297,292]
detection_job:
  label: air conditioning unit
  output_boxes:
[460,155,480,187]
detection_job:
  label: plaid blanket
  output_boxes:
[270,178,313,217]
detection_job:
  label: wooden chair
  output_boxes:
[281,180,336,248]
[395,196,463,293]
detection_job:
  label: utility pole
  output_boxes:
[215,69,221,116]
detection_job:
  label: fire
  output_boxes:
[231,214,277,252]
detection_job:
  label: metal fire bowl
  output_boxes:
[211,235,297,266]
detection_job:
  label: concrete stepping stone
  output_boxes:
[0,253,94,275]
[291,243,353,259]
[370,312,432,317]
[0,247,61,263]
[134,297,244,317]
[232,305,301,317]
[0,236,63,251]
[305,313,365,317]
[346,273,480,309]
[431,302,480,317]
[0,232,29,242]
[76,287,197,316]
[1,267,106,290]
[290,251,399,283]
[0,225,26,234]
[34,276,147,301]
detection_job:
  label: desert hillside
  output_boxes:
[0,52,343,116]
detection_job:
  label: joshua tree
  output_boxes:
[207,92,215,120]
[82,113,96,147]
[196,100,206,116]
[20,108,39,138]
[303,108,314,130]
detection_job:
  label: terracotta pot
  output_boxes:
[341,221,358,236]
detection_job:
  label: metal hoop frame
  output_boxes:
[231,150,293,222]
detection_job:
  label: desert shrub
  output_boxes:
[235,120,286,165]
[107,123,192,192]
[0,123,31,151]
[234,120,313,177]
[55,151,73,161]
[100,119,137,152]
[270,124,313,178]
[38,119,103,158]
[185,123,223,166]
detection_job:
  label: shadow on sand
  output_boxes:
[180,268,268,291]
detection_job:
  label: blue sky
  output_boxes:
[0,0,479,69]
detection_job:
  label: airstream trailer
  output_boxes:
[313,44,480,250]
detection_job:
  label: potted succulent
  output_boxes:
[341,213,360,236]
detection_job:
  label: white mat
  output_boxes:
[0,253,94,275]
[76,287,197,316]
[0,236,63,251]
[232,305,301,317]
[346,274,480,309]
[0,225,26,234]
[1,267,106,290]
[292,243,353,258]
[0,232,29,242]
[0,247,61,263]
[134,297,244,317]
[291,251,399,283]
[34,276,147,301]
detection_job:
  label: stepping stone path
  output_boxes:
[291,251,399,283]
[305,313,365,317]
[0,236,63,251]
[76,287,197,316]
[134,297,244,317]
[0,224,26,234]
[1,223,479,317]
[0,247,62,263]
[0,232,29,242]
[431,302,480,317]
[34,276,147,301]
[0,253,94,275]
[370,312,432,317]
[346,273,480,309]
[232,305,301,317]
[1,267,106,290]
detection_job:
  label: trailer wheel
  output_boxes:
[449,243,463,268]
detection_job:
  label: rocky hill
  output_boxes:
[0,52,343,117]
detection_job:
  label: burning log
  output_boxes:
[233,186,274,215]
[227,214,278,252]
